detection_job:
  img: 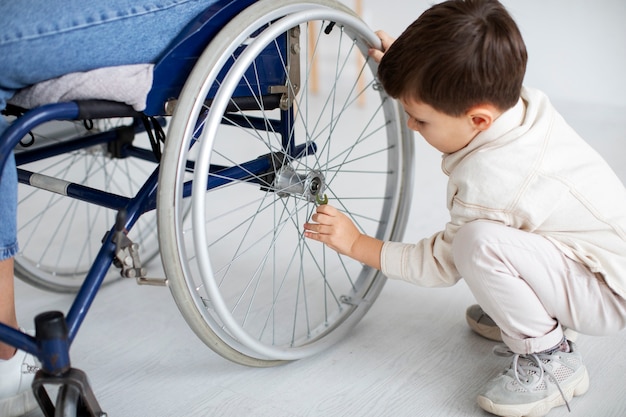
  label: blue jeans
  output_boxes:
[0,0,214,260]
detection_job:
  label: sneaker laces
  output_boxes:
[493,345,571,412]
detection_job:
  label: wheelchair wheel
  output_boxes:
[158,0,414,365]
[14,118,161,292]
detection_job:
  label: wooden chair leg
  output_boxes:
[308,21,319,95]
[308,0,366,106]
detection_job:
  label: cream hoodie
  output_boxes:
[381,87,626,299]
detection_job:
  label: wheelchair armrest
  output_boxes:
[75,100,141,119]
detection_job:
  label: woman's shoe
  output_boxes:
[0,346,39,417]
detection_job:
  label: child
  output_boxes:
[303,0,626,415]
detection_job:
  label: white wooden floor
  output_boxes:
[12,1,626,416]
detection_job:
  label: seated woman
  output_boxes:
[0,1,213,415]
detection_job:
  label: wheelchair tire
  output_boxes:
[158,0,414,365]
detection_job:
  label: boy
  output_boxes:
[303,0,626,415]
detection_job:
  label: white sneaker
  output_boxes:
[0,347,40,417]
[477,341,589,417]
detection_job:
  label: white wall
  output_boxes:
[352,0,626,108]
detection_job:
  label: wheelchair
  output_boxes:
[0,0,414,414]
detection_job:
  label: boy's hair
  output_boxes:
[378,0,527,116]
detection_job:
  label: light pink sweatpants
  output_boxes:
[452,220,626,354]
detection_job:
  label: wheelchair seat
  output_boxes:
[8,64,154,112]
[5,0,259,118]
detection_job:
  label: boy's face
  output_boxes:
[400,97,482,154]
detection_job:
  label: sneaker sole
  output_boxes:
[466,315,503,342]
[476,367,590,417]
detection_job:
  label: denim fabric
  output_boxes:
[0,0,216,260]
[0,118,17,260]
[0,0,214,108]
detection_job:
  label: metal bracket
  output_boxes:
[164,99,177,116]
[113,238,167,286]
[340,295,358,306]
[111,211,167,286]
[113,236,144,279]
[340,295,372,307]
[106,124,135,159]
[269,26,301,110]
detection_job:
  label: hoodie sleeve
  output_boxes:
[380,222,462,287]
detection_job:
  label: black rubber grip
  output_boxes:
[35,311,68,340]
[76,100,141,119]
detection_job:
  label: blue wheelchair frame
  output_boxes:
[0,0,304,413]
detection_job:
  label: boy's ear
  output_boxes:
[467,104,501,131]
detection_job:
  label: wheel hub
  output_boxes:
[274,165,326,202]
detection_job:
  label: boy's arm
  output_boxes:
[304,30,395,268]
[303,204,383,270]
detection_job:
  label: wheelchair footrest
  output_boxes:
[136,276,168,286]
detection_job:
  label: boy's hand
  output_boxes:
[368,30,396,64]
[304,204,360,257]
[304,204,383,270]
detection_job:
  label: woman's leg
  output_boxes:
[0,0,216,352]
[0,0,217,337]
[0,1,217,413]
[0,259,16,360]
[0,0,214,107]
[0,115,17,360]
